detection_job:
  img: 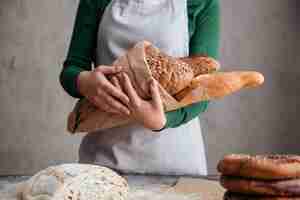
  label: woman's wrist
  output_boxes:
[151,115,167,132]
[152,124,166,132]
[75,74,82,97]
[77,71,90,97]
[152,126,166,132]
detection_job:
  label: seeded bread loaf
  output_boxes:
[145,45,219,95]
[179,55,221,76]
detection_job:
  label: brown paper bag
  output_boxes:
[67,41,264,134]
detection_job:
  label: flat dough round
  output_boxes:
[218,154,300,180]
[22,164,129,200]
[223,192,300,200]
[221,176,300,196]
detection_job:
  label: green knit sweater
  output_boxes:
[60,0,220,129]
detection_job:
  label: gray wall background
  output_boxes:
[203,0,300,173]
[0,0,299,175]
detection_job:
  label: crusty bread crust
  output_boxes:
[224,192,300,200]
[221,176,300,196]
[175,71,264,101]
[218,154,300,180]
[145,45,194,95]
[179,55,221,76]
[145,46,220,95]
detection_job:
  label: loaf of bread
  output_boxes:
[223,191,300,200]
[179,55,221,76]
[175,71,264,102]
[21,164,129,200]
[145,45,219,95]
[221,176,300,197]
[218,154,300,180]
[67,41,264,133]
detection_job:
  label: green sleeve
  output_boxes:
[164,0,220,129]
[61,0,219,129]
[59,0,108,98]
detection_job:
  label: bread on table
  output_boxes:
[218,154,300,180]
[223,191,300,200]
[221,176,300,197]
[21,164,129,200]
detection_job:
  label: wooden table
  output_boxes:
[0,175,225,200]
[125,175,225,200]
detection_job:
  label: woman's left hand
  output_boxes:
[114,73,166,131]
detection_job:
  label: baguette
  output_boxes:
[175,71,264,102]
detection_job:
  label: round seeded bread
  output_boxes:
[21,164,129,200]
[218,154,300,180]
[221,176,300,196]
[223,192,300,200]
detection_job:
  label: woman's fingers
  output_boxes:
[104,93,131,115]
[111,76,122,90]
[150,79,163,109]
[100,76,130,105]
[97,89,130,115]
[95,65,123,75]
[122,73,141,108]
[90,96,119,114]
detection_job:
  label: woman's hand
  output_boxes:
[77,66,130,115]
[117,73,166,131]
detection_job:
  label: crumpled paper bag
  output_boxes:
[67,41,196,133]
[67,41,264,133]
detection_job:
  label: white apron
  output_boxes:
[79,0,208,176]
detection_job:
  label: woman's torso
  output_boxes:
[79,0,208,176]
